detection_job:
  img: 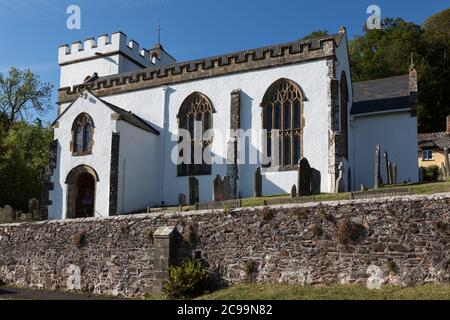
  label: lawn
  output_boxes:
[197,284,450,300]
[236,181,450,209]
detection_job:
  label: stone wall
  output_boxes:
[0,193,449,297]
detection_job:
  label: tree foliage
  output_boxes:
[0,67,53,131]
[0,68,53,211]
[348,9,450,133]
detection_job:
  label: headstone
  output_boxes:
[213,175,225,201]
[290,185,297,198]
[310,168,321,195]
[28,198,40,218]
[178,194,187,206]
[360,184,368,191]
[298,158,312,196]
[347,168,352,192]
[388,161,394,185]
[444,148,450,178]
[384,152,391,185]
[393,163,398,185]
[374,145,382,189]
[419,167,425,182]
[439,163,445,181]
[441,162,448,178]
[3,205,15,221]
[335,162,345,193]
[254,167,262,198]
[188,177,199,205]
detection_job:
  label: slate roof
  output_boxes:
[98,98,160,135]
[52,91,160,135]
[351,75,412,115]
[418,132,450,150]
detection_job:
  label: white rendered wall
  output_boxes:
[116,121,161,213]
[48,92,114,219]
[104,59,332,205]
[352,111,419,189]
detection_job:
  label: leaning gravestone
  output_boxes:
[189,177,199,205]
[178,194,187,206]
[298,158,312,196]
[254,167,262,198]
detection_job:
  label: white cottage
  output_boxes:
[45,28,419,219]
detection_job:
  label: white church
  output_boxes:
[45,28,419,219]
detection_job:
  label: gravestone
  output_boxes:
[441,162,448,178]
[439,163,445,181]
[335,162,345,193]
[393,163,398,185]
[178,194,187,206]
[445,148,450,178]
[254,167,262,198]
[290,185,297,198]
[213,175,225,201]
[419,167,425,182]
[189,177,199,205]
[28,198,40,218]
[374,145,382,189]
[384,152,391,185]
[3,205,15,221]
[298,158,312,196]
[360,184,368,191]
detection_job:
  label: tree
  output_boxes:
[0,67,53,131]
[301,30,329,41]
[349,18,423,82]
[0,68,53,211]
[416,9,450,133]
[0,120,53,210]
[348,10,450,133]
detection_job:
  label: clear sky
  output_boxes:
[0,0,448,122]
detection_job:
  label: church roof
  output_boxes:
[98,98,160,135]
[351,75,413,115]
[52,91,160,135]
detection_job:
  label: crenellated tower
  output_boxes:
[58,31,176,89]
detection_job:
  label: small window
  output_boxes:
[72,113,94,156]
[422,150,433,161]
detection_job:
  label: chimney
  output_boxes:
[447,115,450,135]
[409,56,418,116]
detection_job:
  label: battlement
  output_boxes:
[58,32,343,104]
[58,32,154,68]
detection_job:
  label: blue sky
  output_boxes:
[0,0,448,122]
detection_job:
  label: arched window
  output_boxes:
[71,113,94,156]
[177,92,214,176]
[340,71,349,159]
[262,79,304,168]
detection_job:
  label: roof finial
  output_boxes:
[410,52,415,69]
[156,21,163,45]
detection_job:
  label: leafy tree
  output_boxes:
[348,10,450,133]
[0,120,53,210]
[349,18,423,82]
[417,9,450,133]
[0,68,53,211]
[0,67,53,131]
[301,30,329,40]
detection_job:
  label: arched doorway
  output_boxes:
[65,165,99,219]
